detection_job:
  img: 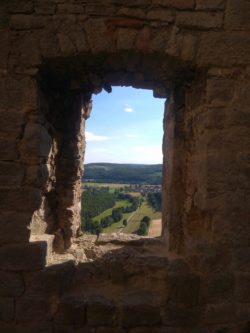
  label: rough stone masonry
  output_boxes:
[0,0,250,332]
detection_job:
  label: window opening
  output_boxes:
[81,87,165,238]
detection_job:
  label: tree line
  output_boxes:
[83,163,162,185]
[147,192,161,211]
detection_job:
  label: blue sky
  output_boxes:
[84,87,165,164]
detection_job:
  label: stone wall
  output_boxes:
[0,0,249,331]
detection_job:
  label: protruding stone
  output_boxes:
[19,123,52,162]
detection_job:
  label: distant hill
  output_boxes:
[83,163,162,185]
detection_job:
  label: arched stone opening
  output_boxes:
[29,51,196,253]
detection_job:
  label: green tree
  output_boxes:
[141,216,150,226]
[137,222,148,236]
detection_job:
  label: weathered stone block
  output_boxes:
[235,273,250,302]
[197,32,250,66]
[55,296,85,325]
[167,273,200,306]
[147,9,174,22]
[0,110,26,138]
[200,273,234,303]
[55,325,95,333]
[0,211,31,245]
[117,28,138,50]
[176,11,223,29]
[16,321,53,333]
[232,79,250,109]
[24,261,76,296]
[9,1,33,14]
[181,32,198,61]
[0,162,24,186]
[35,3,56,15]
[16,296,53,323]
[10,15,46,30]
[204,303,236,325]
[39,29,60,58]
[121,293,160,327]
[130,329,182,333]
[0,298,14,322]
[117,7,146,19]
[19,123,52,162]
[0,271,24,297]
[96,328,125,333]
[150,28,171,52]
[206,78,235,107]
[0,31,9,72]
[57,32,76,55]
[0,138,18,161]
[0,77,37,111]
[86,4,116,16]
[225,0,250,30]
[151,0,195,9]
[57,4,85,14]
[0,242,46,271]
[14,32,41,68]
[25,164,49,187]
[85,19,114,53]
[233,247,250,272]
[0,188,41,212]
[196,0,225,10]
[54,325,74,333]
[107,17,145,29]
[87,296,116,326]
[0,321,17,333]
[162,304,202,327]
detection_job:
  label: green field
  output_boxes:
[91,192,161,235]
[82,181,161,235]
[123,200,161,234]
[84,182,127,188]
[93,199,129,222]
[83,182,127,193]
[102,212,131,233]
[99,200,161,235]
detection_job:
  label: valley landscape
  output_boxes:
[81,163,162,237]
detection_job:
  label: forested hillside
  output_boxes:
[83,163,162,184]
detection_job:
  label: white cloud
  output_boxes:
[123,104,134,113]
[131,145,163,164]
[85,131,110,142]
[126,134,137,138]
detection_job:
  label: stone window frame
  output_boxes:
[28,52,195,258]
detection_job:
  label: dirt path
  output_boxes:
[148,219,162,237]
